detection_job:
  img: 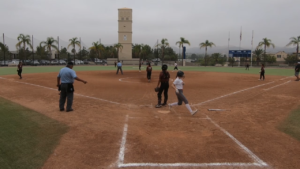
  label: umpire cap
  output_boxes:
[177,70,184,77]
[161,64,168,70]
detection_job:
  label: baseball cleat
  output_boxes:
[191,109,198,116]
[155,104,162,108]
[168,104,172,109]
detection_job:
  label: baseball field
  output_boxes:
[1,65,300,169]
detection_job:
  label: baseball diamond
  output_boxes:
[1,66,300,169]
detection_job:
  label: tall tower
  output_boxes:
[118,8,132,60]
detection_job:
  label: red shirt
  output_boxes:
[159,71,170,83]
[18,65,23,70]
[146,66,152,72]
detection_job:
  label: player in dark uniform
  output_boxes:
[156,64,170,108]
[294,62,300,81]
[17,62,23,79]
[259,64,265,80]
[245,63,249,70]
[139,61,141,72]
[146,63,152,82]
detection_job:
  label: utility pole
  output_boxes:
[32,35,34,65]
[58,36,60,61]
[3,33,5,66]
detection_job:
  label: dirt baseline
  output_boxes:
[0,70,300,169]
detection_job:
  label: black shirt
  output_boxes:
[295,65,300,72]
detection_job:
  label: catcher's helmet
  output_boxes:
[161,64,168,70]
[177,71,184,77]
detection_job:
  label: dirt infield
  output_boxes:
[1,70,300,169]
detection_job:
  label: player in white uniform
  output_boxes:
[174,62,178,70]
[169,71,198,115]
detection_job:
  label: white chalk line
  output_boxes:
[117,115,268,168]
[119,76,158,83]
[193,81,275,106]
[0,77,153,107]
[118,115,129,165]
[280,76,293,81]
[206,115,268,167]
[119,162,264,167]
[263,80,291,91]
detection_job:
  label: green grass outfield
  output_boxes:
[278,107,300,141]
[0,97,68,169]
[0,65,295,76]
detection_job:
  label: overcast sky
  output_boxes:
[1,0,299,51]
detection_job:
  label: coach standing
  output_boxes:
[57,62,87,112]
[116,60,123,75]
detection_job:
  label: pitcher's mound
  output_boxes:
[157,110,170,114]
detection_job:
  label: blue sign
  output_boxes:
[229,50,251,57]
[183,46,186,59]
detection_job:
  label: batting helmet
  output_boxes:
[177,70,184,77]
[162,64,168,70]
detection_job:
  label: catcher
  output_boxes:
[155,64,170,108]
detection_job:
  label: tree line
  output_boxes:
[0,34,299,65]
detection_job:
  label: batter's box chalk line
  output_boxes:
[116,115,268,168]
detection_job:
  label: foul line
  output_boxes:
[0,77,153,107]
[263,80,291,91]
[193,81,275,106]
[117,115,268,168]
[118,115,129,165]
[206,115,267,166]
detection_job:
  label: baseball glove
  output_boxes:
[154,87,159,92]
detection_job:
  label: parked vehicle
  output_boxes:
[58,60,66,65]
[0,60,9,66]
[50,60,59,65]
[40,60,50,65]
[30,60,40,65]
[152,58,161,62]
[9,59,19,65]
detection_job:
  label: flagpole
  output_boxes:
[32,35,34,64]
[3,33,6,65]
[228,32,230,62]
[251,30,254,67]
[239,26,242,67]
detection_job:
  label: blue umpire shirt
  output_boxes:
[117,62,122,67]
[57,67,77,83]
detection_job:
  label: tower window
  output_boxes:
[121,17,124,20]
[126,18,129,20]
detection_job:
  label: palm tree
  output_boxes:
[114,43,123,60]
[157,38,169,64]
[16,34,33,50]
[0,42,10,61]
[176,37,190,65]
[133,44,143,61]
[253,48,263,65]
[257,38,275,61]
[89,42,103,59]
[68,37,81,63]
[108,46,117,58]
[40,37,58,59]
[200,40,216,66]
[16,34,33,61]
[286,36,300,58]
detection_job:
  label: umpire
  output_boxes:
[57,62,87,112]
[116,60,123,75]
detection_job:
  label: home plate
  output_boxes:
[157,110,170,114]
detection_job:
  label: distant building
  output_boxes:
[268,51,288,62]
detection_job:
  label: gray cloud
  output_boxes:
[1,0,299,52]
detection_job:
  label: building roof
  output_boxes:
[119,7,132,9]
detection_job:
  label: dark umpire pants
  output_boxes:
[116,66,123,74]
[59,83,74,110]
[147,71,151,79]
[158,82,169,104]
